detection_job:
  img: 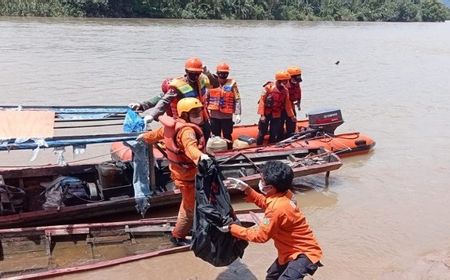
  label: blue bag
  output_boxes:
[123,109,145,133]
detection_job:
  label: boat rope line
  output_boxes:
[67,145,129,164]
[0,145,130,168]
[322,133,353,153]
[335,132,360,139]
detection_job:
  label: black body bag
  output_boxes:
[190,159,248,267]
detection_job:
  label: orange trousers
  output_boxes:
[172,180,195,239]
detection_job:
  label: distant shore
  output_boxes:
[1,0,449,22]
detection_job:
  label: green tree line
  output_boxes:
[1,0,448,22]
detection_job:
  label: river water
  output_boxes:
[1,17,450,279]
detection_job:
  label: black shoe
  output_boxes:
[169,236,191,246]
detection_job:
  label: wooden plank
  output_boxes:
[45,228,90,236]
[124,225,173,234]
[0,111,55,138]
[86,235,130,244]
[0,164,97,179]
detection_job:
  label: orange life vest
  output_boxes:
[207,79,236,114]
[159,115,205,170]
[263,82,287,117]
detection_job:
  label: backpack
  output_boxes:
[42,176,90,209]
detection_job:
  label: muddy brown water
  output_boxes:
[1,17,450,279]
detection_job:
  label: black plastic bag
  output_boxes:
[191,159,248,267]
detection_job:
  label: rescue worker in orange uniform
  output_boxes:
[129,57,211,140]
[278,66,303,140]
[287,66,303,112]
[206,63,242,148]
[137,97,210,246]
[222,161,323,280]
[256,71,295,145]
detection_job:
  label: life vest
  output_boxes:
[207,79,236,114]
[288,81,301,103]
[167,75,209,118]
[159,115,205,170]
[263,82,287,117]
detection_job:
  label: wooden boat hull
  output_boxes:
[0,150,341,229]
[0,211,260,279]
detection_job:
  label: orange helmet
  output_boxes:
[216,63,230,73]
[185,57,203,73]
[287,66,302,76]
[275,71,291,81]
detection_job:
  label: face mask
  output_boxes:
[258,180,268,195]
[217,72,229,80]
[293,75,302,83]
[187,72,200,82]
[190,115,203,125]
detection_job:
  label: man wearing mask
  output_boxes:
[129,57,211,140]
[287,66,303,112]
[256,71,295,145]
[278,66,303,139]
[222,161,323,280]
[206,63,242,149]
[137,97,210,246]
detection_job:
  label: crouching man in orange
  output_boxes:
[222,160,322,280]
[137,97,210,246]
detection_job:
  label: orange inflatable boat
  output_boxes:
[111,108,375,161]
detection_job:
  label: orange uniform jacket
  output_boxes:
[257,89,295,118]
[230,188,322,265]
[142,126,203,182]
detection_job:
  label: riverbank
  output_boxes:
[0,0,449,22]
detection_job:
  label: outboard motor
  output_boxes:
[308,108,344,135]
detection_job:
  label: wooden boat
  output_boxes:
[0,147,341,229]
[0,211,261,279]
[0,106,348,229]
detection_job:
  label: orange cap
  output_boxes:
[287,66,302,76]
[185,57,203,73]
[216,63,230,73]
[275,71,291,81]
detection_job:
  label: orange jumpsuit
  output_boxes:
[142,126,203,238]
[230,188,322,266]
[256,82,295,145]
[257,84,295,118]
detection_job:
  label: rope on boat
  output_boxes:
[321,133,353,154]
